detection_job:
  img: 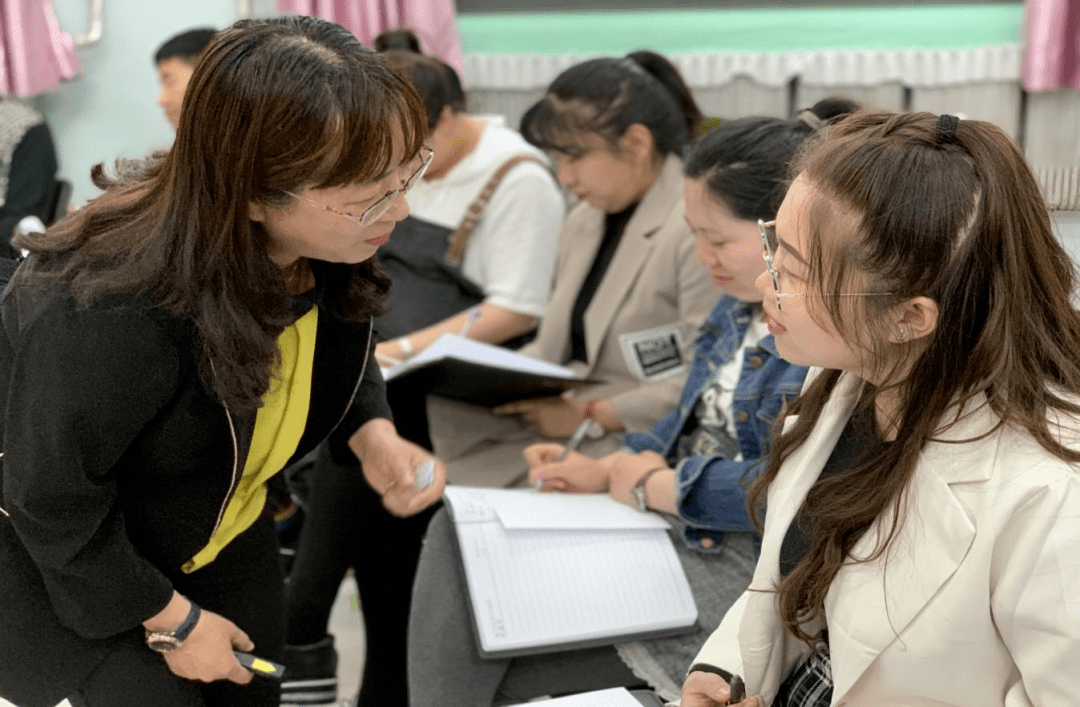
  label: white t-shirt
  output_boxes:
[405,115,565,318]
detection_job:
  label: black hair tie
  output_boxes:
[937,113,961,141]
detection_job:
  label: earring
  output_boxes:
[897,328,909,343]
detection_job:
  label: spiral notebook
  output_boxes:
[443,486,699,658]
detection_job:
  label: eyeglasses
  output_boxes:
[758,219,892,311]
[286,147,434,227]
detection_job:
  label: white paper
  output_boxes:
[443,487,669,531]
[382,333,579,382]
[506,687,645,707]
[453,520,697,655]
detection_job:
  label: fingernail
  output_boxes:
[533,479,544,491]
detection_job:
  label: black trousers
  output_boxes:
[70,515,286,707]
[285,440,438,706]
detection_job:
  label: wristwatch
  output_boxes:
[631,467,666,513]
[145,600,202,653]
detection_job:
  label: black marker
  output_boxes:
[234,651,285,680]
[726,674,745,705]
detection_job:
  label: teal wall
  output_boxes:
[32,0,278,206]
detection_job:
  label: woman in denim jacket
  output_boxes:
[407,100,858,706]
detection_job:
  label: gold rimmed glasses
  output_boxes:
[758,219,892,311]
[286,146,434,227]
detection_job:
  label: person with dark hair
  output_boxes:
[0,97,59,259]
[279,46,563,707]
[373,49,562,389]
[424,50,716,488]
[406,101,856,707]
[0,16,445,707]
[374,27,422,53]
[683,112,1080,707]
[154,26,216,128]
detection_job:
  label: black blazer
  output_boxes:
[0,269,389,706]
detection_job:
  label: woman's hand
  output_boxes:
[524,443,611,492]
[161,607,255,685]
[350,418,447,517]
[681,671,764,707]
[602,450,669,508]
[494,395,587,438]
[374,339,408,367]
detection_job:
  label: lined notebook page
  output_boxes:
[453,519,697,656]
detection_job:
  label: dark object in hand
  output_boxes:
[726,674,745,705]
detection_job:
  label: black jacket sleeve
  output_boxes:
[2,291,178,638]
[0,123,59,247]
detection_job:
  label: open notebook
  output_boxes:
[443,486,699,658]
[380,334,601,406]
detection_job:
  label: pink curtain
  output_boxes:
[278,0,464,73]
[0,0,82,96]
[1022,0,1080,91]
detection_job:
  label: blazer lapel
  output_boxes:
[528,206,604,364]
[738,372,863,698]
[825,399,997,702]
[582,154,684,369]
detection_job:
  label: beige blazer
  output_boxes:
[428,153,717,486]
[693,370,1080,707]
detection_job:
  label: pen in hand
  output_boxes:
[532,416,598,490]
[459,307,482,339]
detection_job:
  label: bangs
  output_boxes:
[310,69,427,189]
[521,95,606,156]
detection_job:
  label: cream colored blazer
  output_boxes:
[428,153,717,486]
[693,370,1080,707]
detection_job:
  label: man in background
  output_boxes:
[154,27,216,129]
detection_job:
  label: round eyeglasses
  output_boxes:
[286,147,434,227]
[758,219,892,311]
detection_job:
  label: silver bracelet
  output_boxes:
[398,336,413,357]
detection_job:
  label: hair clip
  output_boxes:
[797,109,824,131]
[937,113,961,141]
[618,56,649,78]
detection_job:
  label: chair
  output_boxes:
[46,178,72,225]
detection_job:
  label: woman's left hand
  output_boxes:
[349,419,447,517]
[493,395,587,438]
[603,450,669,507]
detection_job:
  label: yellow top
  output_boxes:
[183,307,318,573]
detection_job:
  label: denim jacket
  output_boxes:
[624,295,808,551]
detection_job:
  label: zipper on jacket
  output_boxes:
[331,321,374,433]
[0,452,9,518]
[206,359,240,540]
[204,319,373,540]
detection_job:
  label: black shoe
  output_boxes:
[280,636,338,706]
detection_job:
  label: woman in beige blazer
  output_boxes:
[684,112,1080,707]
[427,51,717,486]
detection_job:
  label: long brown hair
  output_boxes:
[16,16,426,412]
[749,111,1080,643]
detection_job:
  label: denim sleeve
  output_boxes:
[675,454,764,549]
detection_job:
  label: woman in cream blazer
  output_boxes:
[427,54,716,487]
[684,111,1080,707]
[691,371,1079,707]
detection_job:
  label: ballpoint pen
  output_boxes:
[459,307,482,338]
[531,416,598,489]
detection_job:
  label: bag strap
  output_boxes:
[444,155,548,265]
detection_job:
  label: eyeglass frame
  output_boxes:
[285,146,434,227]
[758,219,893,311]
